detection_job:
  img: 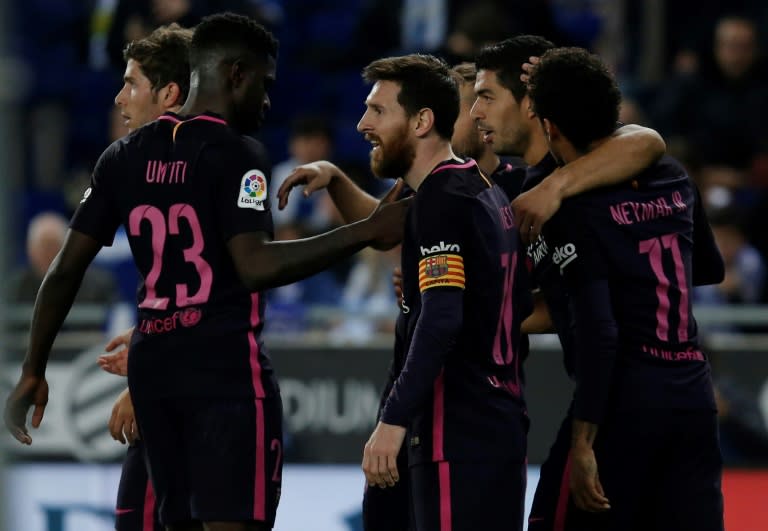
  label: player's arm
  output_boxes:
[551,208,615,512]
[4,230,103,444]
[277,160,379,222]
[363,192,465,489]
[569,278,615,513]
[228,180,409,292]
[513,125,666,241]
[521,291,553,334]
[691,183,725,286]
[363,287,462,489]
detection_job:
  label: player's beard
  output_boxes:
[369,124,415,179]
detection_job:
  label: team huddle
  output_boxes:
[4,11,725,531]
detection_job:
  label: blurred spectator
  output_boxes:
[651,15,768,187]
[265,222,343,333]
[270,115,336,230]
[715,377,768,466]
[326,245,400,345]
[694,206,766,306]
[7,212,119,306]
[347,0,563,67]
[106,0,274,70]
[339,246,400,324]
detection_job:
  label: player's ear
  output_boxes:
[228,60,246,90]
[541,118,559,142]
[413,108,434,138]
[522,94,536,120]
[160,82,183,109]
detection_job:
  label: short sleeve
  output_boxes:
[70,142,123,246]
[411,187,468,293]
[215,139,274,242]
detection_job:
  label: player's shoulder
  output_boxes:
[492,158,528,200]
[419,158,487,200]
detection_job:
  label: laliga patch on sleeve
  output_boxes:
[238,169,268,211]
[80,187,92,204]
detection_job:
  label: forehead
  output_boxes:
[366,80,402,106]
[474,69,504,92]
[458,81,476,101]
[124,59,150,83]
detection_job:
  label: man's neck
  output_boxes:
[523,130,550,166]
[404,139,456,191]
[179,74,228,119]
[477,148,500,176]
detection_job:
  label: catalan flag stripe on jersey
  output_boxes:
[418,253,465,292]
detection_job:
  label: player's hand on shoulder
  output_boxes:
[98,327,134,377]
[108,388,139,445]
[569,447,611,512]
[367,179,411,251]
[362,421,406,489]
[277,160,341,210]
[4,373,49,445]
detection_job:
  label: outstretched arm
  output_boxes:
[230,180,409,292]
[277,161,379,223]
[4,229,103,444]
[513,125,666,241]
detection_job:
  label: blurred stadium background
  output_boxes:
[1,1,768,530]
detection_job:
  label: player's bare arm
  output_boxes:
[570,419,610,512]
[229,180,409,292]
[513,124,666,243]
[277,160,379,222]
[4,230,103,444]
[521,293,553,334]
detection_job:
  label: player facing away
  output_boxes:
[105,23,194,531]
[354,54,532,531]
[469,36,724,531]
[3,12,409,531]
[526,47,724,531]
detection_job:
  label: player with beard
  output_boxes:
[355,53,532,531]
[277,60,529,531]
[4,13,409,531]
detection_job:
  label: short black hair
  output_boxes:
[528,47,621,151]
[475,35,555,102]
[190,12,278,67]
[363,54,459,140]
[123,23,193,101]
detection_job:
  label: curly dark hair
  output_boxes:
[123,23,193,102]
[363,54,459,140]
[475,35,555,102]
[190,12,278,67]
[528,47,621,151]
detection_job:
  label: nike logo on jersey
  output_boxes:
[115,508,135,515]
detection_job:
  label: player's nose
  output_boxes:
[114,85,127,107]
[469,99,483,120]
